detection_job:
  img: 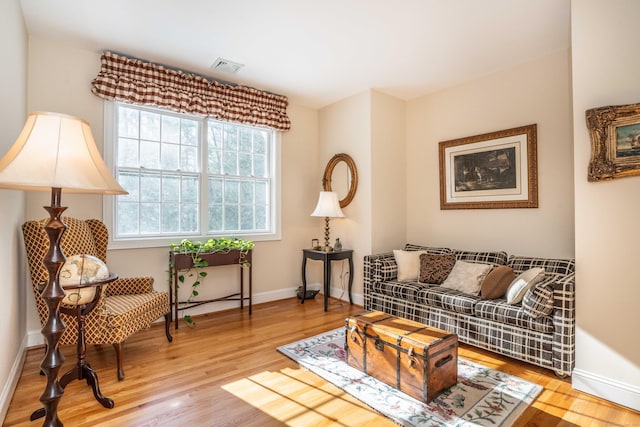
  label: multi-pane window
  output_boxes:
[106,102,277,247]
[207,122,270,232]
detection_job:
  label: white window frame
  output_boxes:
[103,101,281,250]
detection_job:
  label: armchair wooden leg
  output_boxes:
[164,313,173,342]
[113,342,124,381]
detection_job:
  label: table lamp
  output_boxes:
[0,111,127,427]
[310,191,344,252]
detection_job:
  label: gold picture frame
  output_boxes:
[439,124,538,210]
[587,102,640,182]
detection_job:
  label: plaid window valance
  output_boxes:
[91,51,290,131]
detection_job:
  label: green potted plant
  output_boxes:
[169,237,254,325]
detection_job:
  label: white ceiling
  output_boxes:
[20,0,571,109]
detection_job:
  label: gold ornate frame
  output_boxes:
[322,153,358,208]
[439,124,538,210]
[587,102,640,181]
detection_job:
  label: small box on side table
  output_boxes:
[345,311,458,403]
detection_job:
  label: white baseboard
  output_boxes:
[572,368,640,411]
[0,335,28,423]
[177,285,318,320]
[27,328,44,348]
[176,284,363,321]
[329,284,364,307]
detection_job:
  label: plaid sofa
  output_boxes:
[363,243,575,377]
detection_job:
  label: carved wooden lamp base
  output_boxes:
[36,187,68,427]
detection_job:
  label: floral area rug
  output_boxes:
[277,328,542,427]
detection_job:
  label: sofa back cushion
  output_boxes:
[507,256,575,275]
[404,243,453,255]
[454,249,508,267]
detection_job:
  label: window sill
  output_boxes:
[107,231,281,251]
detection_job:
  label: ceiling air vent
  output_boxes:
[210,58,244,74]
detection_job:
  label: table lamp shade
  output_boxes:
[0,111,126,194]
[311,191,344,218]
[310,191,344,252]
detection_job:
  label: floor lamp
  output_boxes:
[0,112,126,427]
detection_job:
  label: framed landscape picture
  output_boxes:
[439,124,538,209]
[587,102,640,181]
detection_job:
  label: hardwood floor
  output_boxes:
[3,298,639,426]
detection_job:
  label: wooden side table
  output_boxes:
[301,249,354,311]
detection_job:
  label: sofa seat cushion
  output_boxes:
[371,280,427,302]
[474,299,554,333]
[418,287,480,315]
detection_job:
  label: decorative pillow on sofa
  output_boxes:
[418,253,456,284]
[522,283,554,318]
[441,260,492,294]
[393,250,427,281]
[505,267,545,304]
[480,265,515,299]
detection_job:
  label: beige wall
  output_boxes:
[316,89,407,300]
[371,91,407,253]
[318,91,371,301]
[24,37,322,333]
[0,0,27,420]
[572,0,640,410]
[406,49,574,258]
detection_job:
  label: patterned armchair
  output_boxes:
[22,217,172,381]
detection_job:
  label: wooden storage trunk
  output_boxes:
[345,311,458,403]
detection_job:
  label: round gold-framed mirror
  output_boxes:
[322,153,358,208]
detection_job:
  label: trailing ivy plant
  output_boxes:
[169,237,254,325]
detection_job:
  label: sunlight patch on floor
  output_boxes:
[222,367,395,427]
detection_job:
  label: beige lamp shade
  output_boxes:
[310,191,344,252]
[0,111,126,194]
[310,191,345,218]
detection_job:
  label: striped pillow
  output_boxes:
[523,284,554,318]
